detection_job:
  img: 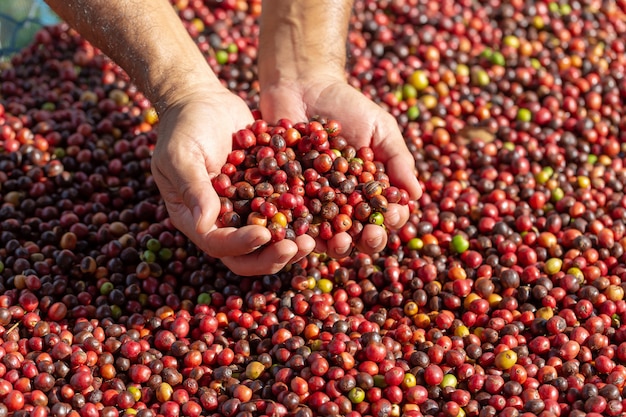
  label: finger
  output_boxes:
[355,224,388,254]
[221,239,300,276]
[288,234,317,264]
[153,142,221,235]
[383,203,410,231]
[372,119,423,200]
[161,192,217,252]
[203,225,272,258]
[314,239,328,255]
[181,177,223,235]
[386,153,422,201]
[324,232,353,259]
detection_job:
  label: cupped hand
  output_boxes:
[260,76,422,258]
[151,87,315,275]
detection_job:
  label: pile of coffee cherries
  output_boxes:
[1,1,626,417]
[214,119,410,242]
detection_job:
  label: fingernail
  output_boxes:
[336,246,351,257]
[386,210,400,226]
[367,235,383,249]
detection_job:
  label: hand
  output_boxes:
[260,76,422,259]
[151,87,315,275]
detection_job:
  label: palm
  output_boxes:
[152,91,252,237]
[260,79,421,258]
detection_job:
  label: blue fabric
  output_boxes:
[0,0,59,57]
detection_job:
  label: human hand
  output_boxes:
[259,76,422,259]
[151,87,315,275]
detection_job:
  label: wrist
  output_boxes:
[150,64,225,115]
[258,61,346,91]
[258,0,352,89]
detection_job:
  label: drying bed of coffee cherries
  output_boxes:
[2,1,626,417]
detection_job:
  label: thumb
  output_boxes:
[182,178,220,235]
[385,151,422,201]
[154,151,221,238]
[373,123,422,200]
